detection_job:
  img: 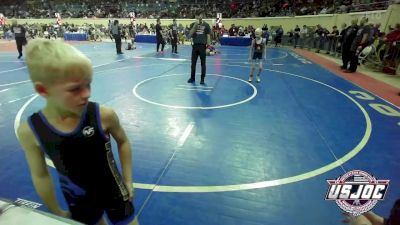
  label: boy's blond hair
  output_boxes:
[255,28,263,36]
[26,39,92,84]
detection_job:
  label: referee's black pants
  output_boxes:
[171,35,178,53]
[341,44,351,69]
[15,37,26,57]
[156,36,165,52]
[190,44,206,80]
[113,34,122,54]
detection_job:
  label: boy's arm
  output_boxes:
[101,106,133,198]
[169,27,172,38]
[263,39,267,60]
[17,123,67,217]
[189,22,197,37]
[249,39,254,60]
[207,23,211,45]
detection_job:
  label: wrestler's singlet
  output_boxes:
[28,102,129,201]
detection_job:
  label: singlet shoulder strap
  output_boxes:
[28,112,58,154]
[87,102,109,140]
[85,102,97,126]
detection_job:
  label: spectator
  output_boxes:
[275,25,283,47]
[342,199,400,225]
[341,19,359,71]
[300,25,310,49]
[347,17,370,73]
[293,25,300,48]
[327,25,339,55]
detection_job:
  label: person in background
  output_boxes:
[206,43,219,56]
[300,25,309,49]
[342,199,399,225]
[262,26,270,46]
[341,19,358,71]
[110,20,123,54]
[187,14,211,85]
[169,19,178,54]
[337,23,348,56]
[248,28,267,83]
[11,19,27,59]
[275,25,284,47]
[293,25,301,48]
[155,18,165,53]
[326,26,339,55]
[347,17,370,73]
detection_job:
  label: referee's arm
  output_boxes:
[189,23,197,37]
[206,24,211,45]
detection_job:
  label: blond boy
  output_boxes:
[17,39,139,225]
[248,28,267,83]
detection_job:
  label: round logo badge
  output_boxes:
[325,170,389,216]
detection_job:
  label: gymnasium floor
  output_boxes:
[0,40,399,225]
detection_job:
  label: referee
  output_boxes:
[11,20,27,59]
[156,18,165,53]
[187,14,211,85]
[110,20,123,54]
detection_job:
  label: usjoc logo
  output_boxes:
[82,126,95,137]
[325,170,389,216]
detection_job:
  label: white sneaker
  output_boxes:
[248,76,253,82]
[256,75,261,83]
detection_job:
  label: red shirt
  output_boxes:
[385,30,400,42]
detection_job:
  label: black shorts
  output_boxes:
[275,36,282,43]
[64,190,135,225]
[252,52,263,60]
[16,37,27,46]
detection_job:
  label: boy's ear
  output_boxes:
[34,82,49,97]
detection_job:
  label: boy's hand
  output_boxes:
[125,180,134,202]
[56,210,71,219]
[341,212,371,225]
